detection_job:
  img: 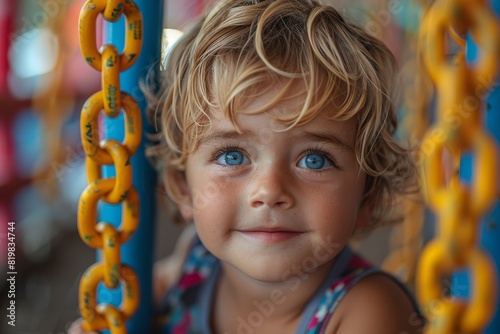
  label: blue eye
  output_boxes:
[216,150,250,166]
[298,153,333,170]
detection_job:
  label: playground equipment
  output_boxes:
[416,0,500,333]
[77,0,162,332]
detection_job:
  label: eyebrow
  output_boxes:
[301,131,354,152]
[200,130,354,152]
[200,130,248,144]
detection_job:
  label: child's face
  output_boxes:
[175,90,372,282]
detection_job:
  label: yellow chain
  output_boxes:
[416,0,500,333]
[77,0,143,332]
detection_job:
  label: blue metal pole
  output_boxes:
[479,0,500,327]
[98,1,163,333]
[452,1,500,332]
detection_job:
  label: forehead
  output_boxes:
[211,76,350,119]
[206,96,358,149]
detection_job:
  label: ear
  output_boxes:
[168,170,194,222]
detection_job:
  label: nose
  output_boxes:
[248,167,295,209]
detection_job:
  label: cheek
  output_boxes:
[307,189,361,230]
[189,172,219,205]
[191,176,239,247]
[190,174,238,217]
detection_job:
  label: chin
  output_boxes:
[227,256,319,286]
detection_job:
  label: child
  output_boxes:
[70,0,424,333]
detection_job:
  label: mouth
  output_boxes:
[235,227,304,243]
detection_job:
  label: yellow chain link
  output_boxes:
[416,0,500,333]
[81,92,142,165]
[77,0,143,332]
[79,264,140,331]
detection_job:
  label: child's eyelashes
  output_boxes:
[297,149,338,171]
[212,146,250,166]
[210,145,339,171]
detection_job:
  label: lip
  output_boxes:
[236,227,304,243]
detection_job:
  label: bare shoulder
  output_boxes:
[327,274,425,334]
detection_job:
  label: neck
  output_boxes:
[213,258,335,332]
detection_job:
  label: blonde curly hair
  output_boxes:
[146,0,417,229]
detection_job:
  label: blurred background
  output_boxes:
[0,0,495,333]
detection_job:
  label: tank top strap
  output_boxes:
[302,253,423,334]
[295,248,372,333]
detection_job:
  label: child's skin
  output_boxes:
[176,85,368,287]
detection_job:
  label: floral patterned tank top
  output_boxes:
[155,237,420,333]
